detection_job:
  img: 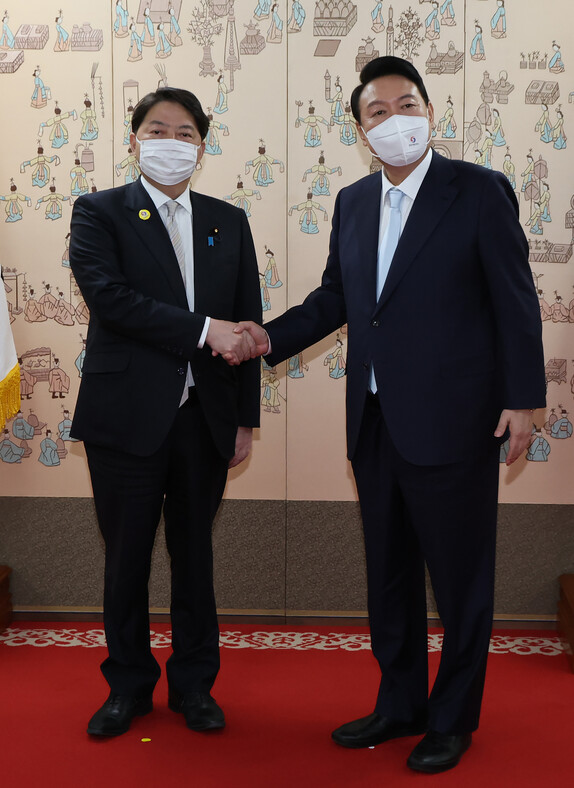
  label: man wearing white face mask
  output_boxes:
[236,57,545,773]
[69,88,261,737]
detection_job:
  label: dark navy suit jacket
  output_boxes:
[69,178,261,459]
[266,151,546,465]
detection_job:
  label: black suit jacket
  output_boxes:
[266,152,546,465]
[69,178,261,459]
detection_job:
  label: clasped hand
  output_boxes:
[206,319,269,365]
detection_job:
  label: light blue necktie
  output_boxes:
[371,187,404,393]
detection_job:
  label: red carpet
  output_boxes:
[1,624,572,787]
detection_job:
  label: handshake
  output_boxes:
[206,319,270,365]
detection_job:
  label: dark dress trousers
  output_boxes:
[69,178,261,698]
[265,151,546,733]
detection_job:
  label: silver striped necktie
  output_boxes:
[165,199,186,284]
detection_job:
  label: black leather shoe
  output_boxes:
[407,730,472,773]
[332,713,426,749]
[168,689,225,731]
[87,693,153,737]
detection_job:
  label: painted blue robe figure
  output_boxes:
[54,16,70,51]
[549,42,564,74]
[539,185,551,222]
[287,354,305,378]
[552,113,567,150]
[223,182,261,217]
[440,0,455,26]
[254,0,272,20]
[328,85,345,125]
[80,101,99,141]
[38,433,60,466]
[214,76,228,114]
[324,340,346,379]
[498,437,510,463]
[303,155,341,196]
[264,249,282,288]
[490,1,506,38]
[526,433,550,462]
[0,187,31,222]
[288,1,306,32]
[260,273,271,312]
[142,8,155,47]
[70,163,89,196]
[551,414,573,439]
[491,110,505,146]
[339,107,357,146]
[503,155,515,189]
[116,153,140,184]
[12,414,35,441]
[536,105,553,143]
[470,25,485,61]
[425,4,440,40]
[0,13,14,48]
[156,23,172,58]
[371,3,385,33]
[521,156,534,191]
[245,147,284,187]
[58,416,74,441]
[437,101,456,138]
[267,5,283,43]
[127,24,143,62]
[114,2,129,37]
[75,347,86,377]
[526,203,543,236]
[0,434,24,463]
[168,8,182,46]
[289,194,327,234]
[31,69,50,108]
[205,117,228,155]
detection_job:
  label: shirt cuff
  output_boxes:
[198,316,210,349]
[264,329,271,355]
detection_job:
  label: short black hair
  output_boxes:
[351,56,430,123]
[131,87,209,140]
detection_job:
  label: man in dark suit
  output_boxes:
[69,88,261,737]
[237,58,546,773]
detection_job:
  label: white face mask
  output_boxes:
[136,136,199,185]
[364,113,430,167]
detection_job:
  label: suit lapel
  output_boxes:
[190,191,211,310]
[376,152,459,311]
[123,179,188,309]
[347,174,382,308]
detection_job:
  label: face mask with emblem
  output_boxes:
[364,113,430,167]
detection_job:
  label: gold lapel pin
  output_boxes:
[139,209,151,220]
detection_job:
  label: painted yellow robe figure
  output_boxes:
[21,147,60,188]
[261,371,281,412]
[289,192,328,234]
[0,183,31,223]
[115,150,140,184]
[35,186,70,220]
[39,107,77,150]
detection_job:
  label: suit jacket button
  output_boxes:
[177,367,185,375]
[363,362,369,370]
[371,319,380,327]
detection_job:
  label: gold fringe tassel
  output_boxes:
[0,363,20,431]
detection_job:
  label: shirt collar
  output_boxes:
[140,175,192,215]
[380,148,433,203]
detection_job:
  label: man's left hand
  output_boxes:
[494,409,534,465]
[229,426,253,468]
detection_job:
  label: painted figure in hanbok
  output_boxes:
[470,24,485,61]
[491,109,505,147]
[425,2,440,41]
[490,0,506,39]
[264,246,282,288]
[296,104,331,147]
[142,6,155,47]
[535,104,553,143]
[289,191,327,234]
[49,359,70,398]
[303,152,341,196]
[156,22,172,58]
[31,67,51,109]
[70,159,89,197]
[114,1,129,38]
[54,13,70,51]
[550,293,569,323]
[324,338,346,379]
[479,131,493,168]
[254,0,271,20]
[0,182,31,223]
[0,12,14,49]
[62,233,70,267]
[338,104,357,146]
[75,300,90,325]
[55,291,76,326]
[127,22,143,62]
[204,113,229,155]
[223,179,261,217]
[35,186,70,221]
[24,289,47,323]
[521,154,534,191]
[115,149,140,183]
[288,0,306,32]
[19,359,36,398]
[551,410,573,439]
[0,431,24,463]
[267,4,283,43]
[436,97,456,138]
[287,353,307,378]
[214,74,228,114]
[58,411,74,441]
[548,41,564,74]
[537,289,552,322]
[502,152,515,189]
[260,273,271,312]
[552,109,566,150]
[80,98,98,140]
[168,7,182,46]
[371,2,385,33]
[245,143,285,187]
[75,343,86,377]
[20,146,60,188]
[39,106,77,150]
[12,412,35,442]
[440,0,455,26]
[38,430,60,466]
[539,183,551,222]
[526,429,550,461]
[123,105,134,144]
[261,371,281,412]
[526,202,543,235]
[38,284,58,320]
[327,81,345,125]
